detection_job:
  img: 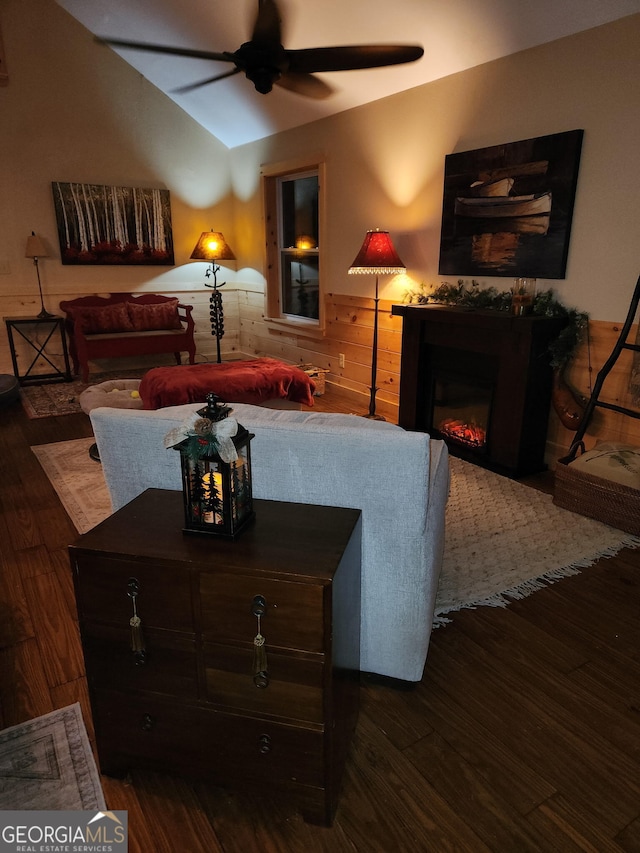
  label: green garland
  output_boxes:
[404,280,589,370]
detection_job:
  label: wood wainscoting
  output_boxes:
[0,289,241,380]
[547,318,640,463]
[239,289,639,463]
[238,290,403,421]
[3,281,636,458]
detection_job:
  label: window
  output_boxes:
[263,161,325,330]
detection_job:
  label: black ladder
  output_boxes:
[567,273,640,458]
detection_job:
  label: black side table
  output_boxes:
[4,315,72,385]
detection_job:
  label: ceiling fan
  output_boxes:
[97,0,424,99]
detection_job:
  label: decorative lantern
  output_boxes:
[164,393,255,538]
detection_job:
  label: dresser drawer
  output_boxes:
[200,573,326,652]
[203,642,324,722]
[82,623,198,699]
[73,555,193,633]
[92,690,324,787]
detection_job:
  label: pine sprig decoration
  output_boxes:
[530,289,589,369]
[405,279,513,312]
[404,280,589,370]
[179,417,225,463]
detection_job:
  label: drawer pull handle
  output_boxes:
[258,734,272,754]
[251,595,267,617]
[251,597,269,689]
[140,714,155,732]
[127,577,146,664]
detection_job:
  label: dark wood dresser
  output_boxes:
[70,489,362,826]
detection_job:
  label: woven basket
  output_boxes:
[299,364,327,395]
[554,453,640,535]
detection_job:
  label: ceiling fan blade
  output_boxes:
[251,0,282,44]
[275,72,334,99]
[171,68,242,95]
[96,36,235,64]
[287,44,424,74]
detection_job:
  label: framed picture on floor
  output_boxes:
[52,181,175,265]
[438,129,583,279]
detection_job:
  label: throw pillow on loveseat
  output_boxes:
[67,302,134,334]
[127,299,183,331]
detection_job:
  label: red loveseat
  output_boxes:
[60,293,196,383]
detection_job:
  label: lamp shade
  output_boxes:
[190,231,236,262]
[348,229,405,274]
[25,232,48,259]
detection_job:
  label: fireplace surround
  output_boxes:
[392,304,565,477]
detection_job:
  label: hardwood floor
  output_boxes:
[1,389,639,852]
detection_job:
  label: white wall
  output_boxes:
[0,0,235,317]
[231,14,640,323]
[1,1,638,379]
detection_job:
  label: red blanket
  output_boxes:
[139,358,316,410]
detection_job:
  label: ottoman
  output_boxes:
[79,379,144,460]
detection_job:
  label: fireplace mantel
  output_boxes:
[391,304,564,477]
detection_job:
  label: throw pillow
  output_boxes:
[127,299,183,331]
[70,303,134,334]
[569,441,640,489]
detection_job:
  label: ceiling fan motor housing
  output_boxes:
[235,41,286,93]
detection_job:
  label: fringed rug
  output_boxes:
[436,457,640,624]
[0,703,105,810]
[32,439,640,624]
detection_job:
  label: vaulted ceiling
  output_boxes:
[56,0,640,149]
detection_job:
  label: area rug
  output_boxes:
[32,439,640,622]
[0,702,106,810]
[32,438,112,532]
[436,457,640,624]
[20,368,148,418]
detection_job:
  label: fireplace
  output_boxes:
[391,305,564,477]
[429,345,496,458]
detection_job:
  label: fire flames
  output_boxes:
[440,418,487,448]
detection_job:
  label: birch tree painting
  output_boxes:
[52,182,174,265]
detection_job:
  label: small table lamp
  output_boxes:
[348,229,405,419]
[25,232,54,319]
[190,231,236,363]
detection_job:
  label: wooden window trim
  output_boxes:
[262,159,326,335]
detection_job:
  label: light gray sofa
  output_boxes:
[90,403,449,683]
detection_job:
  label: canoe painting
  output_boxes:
[454,191,552,219]
[438,129,583,278]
